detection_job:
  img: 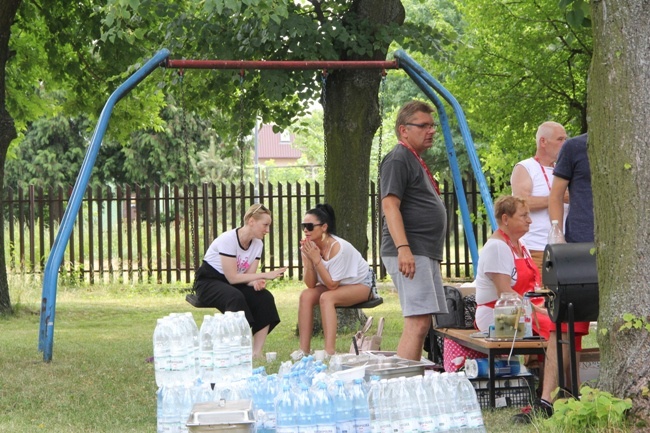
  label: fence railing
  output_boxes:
[4,179,491,285]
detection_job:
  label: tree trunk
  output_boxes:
[589,0,650,425]
[321,0,404,333]
[0,0,22,315]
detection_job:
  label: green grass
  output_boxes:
[1,277,578,433]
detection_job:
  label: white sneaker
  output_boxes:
[290,350,307,361]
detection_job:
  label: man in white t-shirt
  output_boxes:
[510,121,568,272]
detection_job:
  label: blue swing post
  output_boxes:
[38,49,172,362]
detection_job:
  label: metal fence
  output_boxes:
[4,179,491,285]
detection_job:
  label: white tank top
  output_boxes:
[513,157,568,250]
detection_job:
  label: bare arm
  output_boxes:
[382,194,415,279]
[510,164,549,211]
[221,256,285,287]
[486,272,519,297]
[301,240,341,290]
[549,176,570,231]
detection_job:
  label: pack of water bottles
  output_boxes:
[153,311,254,433]
[367,372,487,433]
[154,314,487,433]
[251,355,486,433]
[271,373,370,433]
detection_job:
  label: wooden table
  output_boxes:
[430,327,547,408]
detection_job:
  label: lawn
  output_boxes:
[1,276,547,433]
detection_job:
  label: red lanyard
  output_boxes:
[533,156,552,191]
[497,229,529,259]
[399,142,440,195]
[497,228,536,271]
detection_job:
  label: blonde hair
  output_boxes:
[494,195,527,221]
[243,203,271,224]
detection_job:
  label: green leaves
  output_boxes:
[619,312,650,333]
[546,386,632,430]
[559,0,591,28]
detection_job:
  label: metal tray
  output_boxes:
[342,354,434,380]
[186,400,255,433]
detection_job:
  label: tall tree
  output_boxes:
[0,0,22,315]
[589,0,650,424]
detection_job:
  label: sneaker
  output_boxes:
[290,350,307,361]
[512,399,554,424]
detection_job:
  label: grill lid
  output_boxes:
[542,242,599,322]
[542,242,597,288]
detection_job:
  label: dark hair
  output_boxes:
[306,203,336,234]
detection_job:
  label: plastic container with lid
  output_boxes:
[493,293,524,339]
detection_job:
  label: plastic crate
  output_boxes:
[470,375,535,409]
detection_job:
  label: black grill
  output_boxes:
[542,242,599,322]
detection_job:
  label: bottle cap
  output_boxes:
[551,219,558,224]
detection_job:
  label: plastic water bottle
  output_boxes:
[382,379,402,433]
[395,377,419,433]
[236,310,253,377]
[224,312,242,379]
[456,372,487,432]
[412,376,435,433]
[296,383,316,433]
[183,312,200,380]
[212,314,231,384]
[199,315,215,383]
[332,380,355,433]
[442,373,467,431]
[250,374,278,433]
[167,316,187,385]
[275,383,298,433]
[313,381,336,433]
[154,318,172,387]
[264,375,279,433]
[522,296,533,338]
[547,220,565,244]
[430,373,453,432]
[350,378,370,433]
[178,385,193,433]
[160,385,181,433]
[367,377,390,433]
[157,387,164,433]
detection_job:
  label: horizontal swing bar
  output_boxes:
[163,59,399,70]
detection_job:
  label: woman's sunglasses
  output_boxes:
[301,223,324,231]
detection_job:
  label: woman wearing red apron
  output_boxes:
[475,196,541,331]
[474,196,561,423]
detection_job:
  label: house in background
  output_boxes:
[255,124,321,182]
[257,124,301,166]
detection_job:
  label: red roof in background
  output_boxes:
[257,124,302,159]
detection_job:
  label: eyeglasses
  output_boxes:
[301,222,324,231]
[405,122,435,130]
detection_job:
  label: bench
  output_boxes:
[185,292,383,310]
[430,327,547,408]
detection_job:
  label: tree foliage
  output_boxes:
[426,0,592,190]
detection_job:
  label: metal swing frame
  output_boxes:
[38,48,494,361]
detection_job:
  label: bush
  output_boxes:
[545,386,632,432]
